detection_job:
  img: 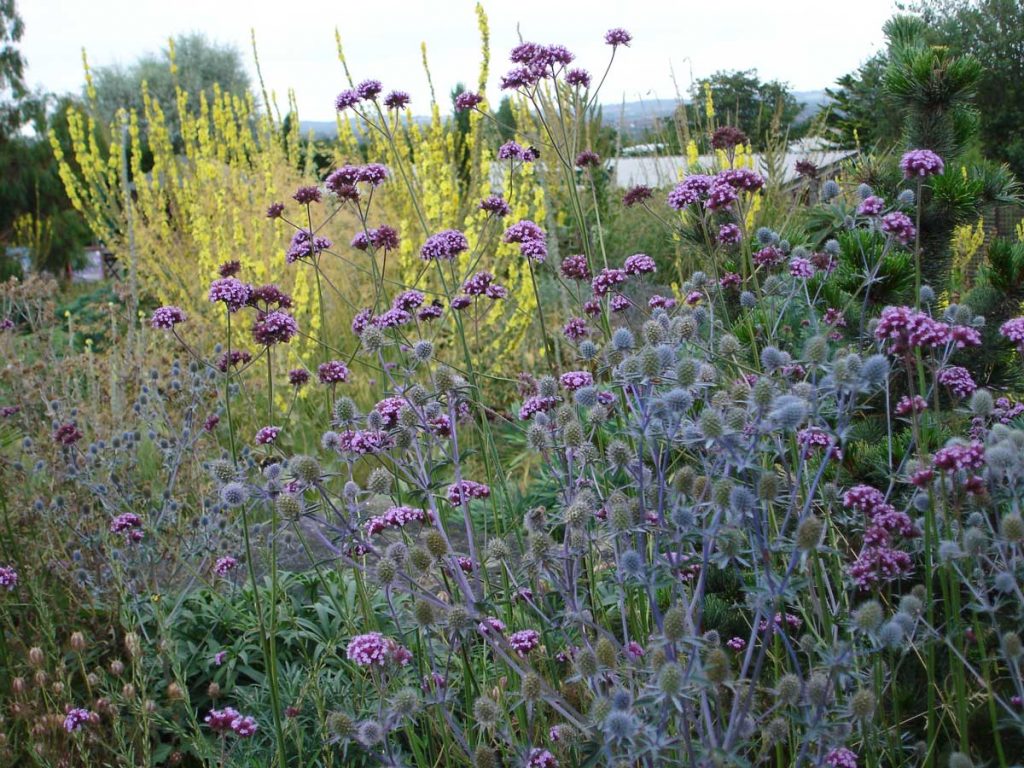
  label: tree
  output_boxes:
[911,0,1024,178]
[691,69,801,149]
[824,53,903,150]
[881,14,981,162]
[90,32,250,139]
[0,0,25,136]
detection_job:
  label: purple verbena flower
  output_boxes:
[384,90,410,109]
[317,360,350,384]
[150,306,186,330]
[454,91,484,111]
[255,426,280,445]
[479,194,512,217]
[421,229,469,261]
[900,149,944,179]
[604,28,632,47]
[251,311,298,346]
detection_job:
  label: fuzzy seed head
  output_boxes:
[663,605,687,642]
[776,674,801,705]
[596,637,618,668]
[575,648,599,677]
[854,600,884,632]
[796,515,824,551]
[276,493,302,520]
[425,529,448,559]
[850,688,876,720]
[806,672,830,707]
[658,661,683,696]
[522,673,542,701]
[1000,514,1024,542]
[473,746,497,768]
[473,696,500,727]
[409,546,432,574]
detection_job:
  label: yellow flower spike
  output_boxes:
[704,82,714,121]
[686,140,699,169]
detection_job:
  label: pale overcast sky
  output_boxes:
[22,0,899,120]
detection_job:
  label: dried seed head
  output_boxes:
[414,600,436,627]
[208,459,235,484]
[473,746,497,768]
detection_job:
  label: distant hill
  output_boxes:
[299,90,830,139]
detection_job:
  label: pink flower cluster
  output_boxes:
[255,426,280,445]
[623,253,656,276]
[933,441,985,472]
[503,220,548,263]
[0,565,17,591]
[150,306,187,329]
[527,748,559,768]
[559,371,593,391]
[843,485,916,589]
[335,430,395,455]
[365,506,428,536]
[874,306,980,354]
[592,268,627,297]
[999,317,1024,350]
[110,513,143,543]
[937,366,976,398]
[462,271,508,299]
[561,254,591,281]
[447,480,491,505]
[895,395,928,416]
[825,747,859,768]
[880,212,916,244]
[797,427,841,459]
[346,632,412,667]
[519,395,561,420]
[508,629,541,656]
[900,148,944,178]
[205,707,258,737]
[64,707,93,733]
[317,360,349,384]
[214,556,238,576]
[420,229,469,261]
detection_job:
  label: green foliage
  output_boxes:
[692,69,801,149]
[825,53,902,150]
[913,0,1024,178]
[90,32,250,142]
[882,14,982,161]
